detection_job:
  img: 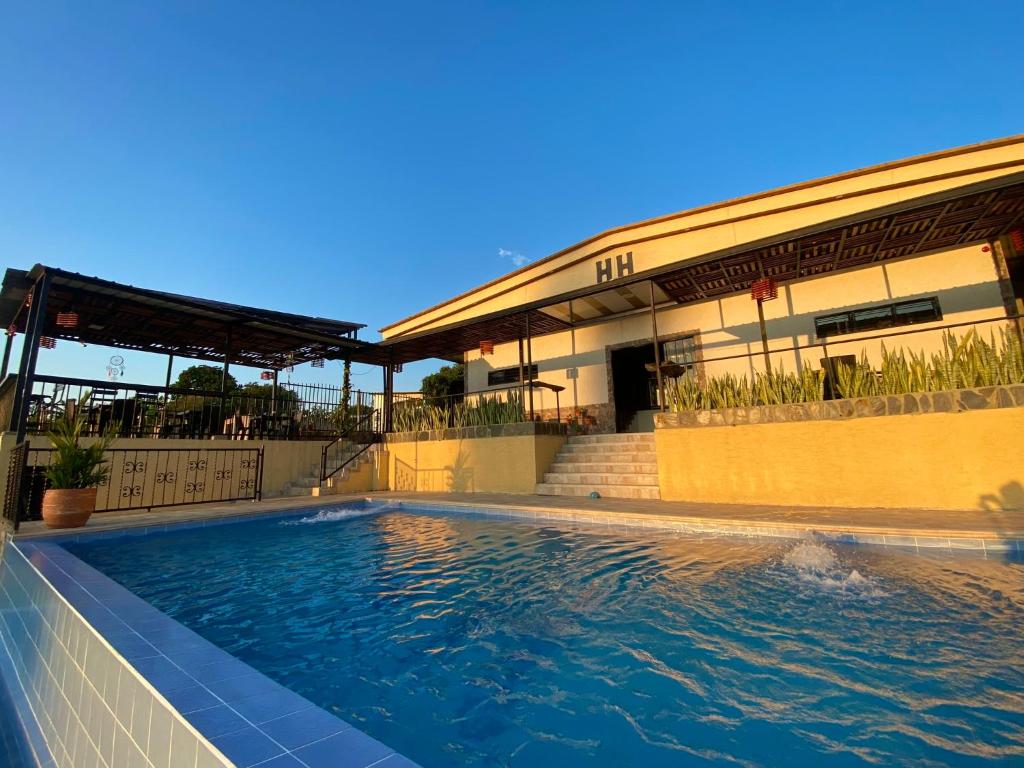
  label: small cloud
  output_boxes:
[498,247,528,268]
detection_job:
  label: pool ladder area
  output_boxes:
[536,433,661,499]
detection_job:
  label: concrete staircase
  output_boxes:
[280,444,376,498]
[536,433,660,499]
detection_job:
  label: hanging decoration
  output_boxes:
[39,336,56,349]
[311,359,325,368]
[1010,228,1024,253]
[56,311,80,328]
[260,371,274,381]
[479,340,495,355]
[106,355,125,381]
[751,277,778,302]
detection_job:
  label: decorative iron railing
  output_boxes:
[10,445,264,524]
[16,374,386,441]
[390,381,565,432]
[2,442,29,533]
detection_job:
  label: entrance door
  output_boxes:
[610,344,656,432]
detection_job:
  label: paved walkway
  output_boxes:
[16,491,1024,551]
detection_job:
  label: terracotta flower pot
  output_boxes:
[41,487,97,529]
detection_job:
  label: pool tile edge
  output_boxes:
[0,538,423,768]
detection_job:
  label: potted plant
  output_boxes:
[41,404,115,529]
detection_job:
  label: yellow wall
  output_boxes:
[321,449,389,495]
[388,434,566,494]
[655,408,1024,512]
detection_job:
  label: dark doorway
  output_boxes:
[610,343,656,432]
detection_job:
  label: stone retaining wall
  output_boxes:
[387,420,567,443]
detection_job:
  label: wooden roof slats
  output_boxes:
[0,267,390,369]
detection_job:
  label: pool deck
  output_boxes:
[15,492,1024,551]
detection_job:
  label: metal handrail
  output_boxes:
[319,407,382,482]
[688,312,1024,370]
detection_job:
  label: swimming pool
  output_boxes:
[65,503,1024,767]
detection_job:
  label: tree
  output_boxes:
[235,382,295,400]
[421,364,464,406]
[172,364,237,394]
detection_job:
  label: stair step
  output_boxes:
[557,451,657,464]
[535,483,661,500]
[568,433,655,444]
[549,462,658,474]
[543,472,659,486]
[563,443,656,454]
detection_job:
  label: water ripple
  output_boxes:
[68,508,1024,768]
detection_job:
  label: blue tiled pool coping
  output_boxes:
[10,506,422,768]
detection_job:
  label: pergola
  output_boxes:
[379,172,1024,417]
[0,266,393,440]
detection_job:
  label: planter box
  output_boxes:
[655,384,1024,430]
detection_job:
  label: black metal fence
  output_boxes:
[7,445,263,526]
[21,375,385,441]
[660,315,1024,411]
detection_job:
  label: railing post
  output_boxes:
[255,447,264,502]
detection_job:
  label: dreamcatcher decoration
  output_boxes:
[106,355,125,381]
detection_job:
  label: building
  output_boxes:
[380,136,1024,433]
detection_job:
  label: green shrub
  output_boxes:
[668,327,1024,412]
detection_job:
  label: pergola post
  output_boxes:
[517,336,526,415]
[383,361,394,433]
[164,354,174,397]
[13,272,52,442]
[649,280,665,412]
[1,333,12,380]
[220,326,232,433]
[568,299,578,417]
[525,313,534,421]
[271,370,279,416]
[756,298,772,375]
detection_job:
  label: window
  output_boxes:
[487,364,538,387]
[814,297,942,339]
[662,337,696,366]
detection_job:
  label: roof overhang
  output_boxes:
[0,266,389,369]
[381,172,1024,365]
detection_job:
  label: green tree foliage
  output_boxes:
[172,364,237,394]
[235,382,297,401]
[421,364,465,405]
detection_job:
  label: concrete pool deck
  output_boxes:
[14,492,1024,551]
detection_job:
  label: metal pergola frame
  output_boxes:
[0,266,396,440]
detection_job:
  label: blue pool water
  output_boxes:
[66,506,1024,767]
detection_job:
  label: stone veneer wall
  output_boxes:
[0,541,229,768]
[387,421,567,444]
[654,384,1024,430]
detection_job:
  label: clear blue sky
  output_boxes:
[2,1,1022,391]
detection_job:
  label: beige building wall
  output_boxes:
[463,244,1008,421]
[382,136,1024,340]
